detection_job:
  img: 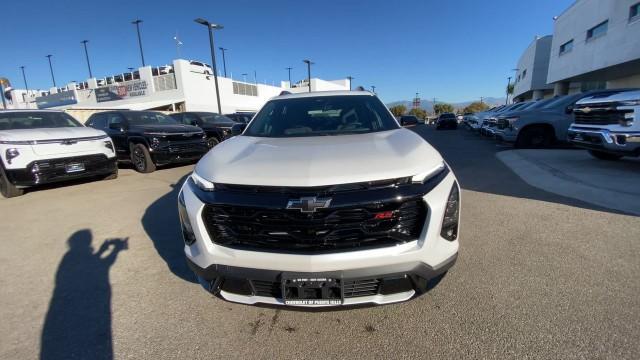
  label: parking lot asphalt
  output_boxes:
[1,125,639,360]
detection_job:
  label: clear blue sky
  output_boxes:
[2,0,574,103]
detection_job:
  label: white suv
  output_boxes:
[0,110,117,198]
[179,91,460,307]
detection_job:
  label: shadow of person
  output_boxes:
[40,230,128,360]
[141,174,196,283]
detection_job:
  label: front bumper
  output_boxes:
[150,141,209,165]
[5,154,117,188]
[567,127,640,156]
[180,170,460,307]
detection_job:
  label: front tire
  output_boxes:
[207,137,220,148]
[0,166,24,198]
[588,150,623,161]
[131,144,156,173]
[516,126,552,149]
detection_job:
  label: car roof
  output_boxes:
[274,90,374,100]
[0,109,63,113]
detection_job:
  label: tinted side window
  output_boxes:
[88,113,107,129]
[183,113,200,126]
[106,113,125,127]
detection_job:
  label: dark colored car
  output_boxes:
[170,112,239,148]
[436,113,458,130]
[224,112,255,124]
[85,110,208,173]
[399,115,419,127]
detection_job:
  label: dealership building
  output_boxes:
[512,35,554,102]
[548,0,640,94]
[2,59,350,120]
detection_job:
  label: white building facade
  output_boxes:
[547,0,640,95]
[512,35,554,102]
[3,59,349,120]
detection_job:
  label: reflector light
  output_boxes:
[374,211,394,220]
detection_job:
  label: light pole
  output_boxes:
[285,67,292,87]
[195,18,223,114]
[46,55,56,87]
[371,85,376,93]
[219,47,228,77]
[0,79,7,109]
[505,76,512,105]
[131,19,146,66]
[81,40,93,78]
[20,66,29,93]
[346,76,354,90]
[303,59,313,92]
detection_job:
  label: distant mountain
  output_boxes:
[386,97,506,112]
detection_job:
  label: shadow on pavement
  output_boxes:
[141,174,196,283]
[40,230,127,360]
[412,125,629,215]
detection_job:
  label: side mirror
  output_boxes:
[565,105,574,114]
[230,123,247,136]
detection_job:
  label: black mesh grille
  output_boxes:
[574,103,631,125]
[343,279,381,297]
[202,199,427,253]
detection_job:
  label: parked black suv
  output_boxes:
[85,110,208,173]
[170,112,239,148]
[436,113,458,130]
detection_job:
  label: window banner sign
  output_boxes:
[36,91,78,109]
[96,80,148,102]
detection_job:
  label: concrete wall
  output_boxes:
[513,35,553,99]
[547,0,640,84]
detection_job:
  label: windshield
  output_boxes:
[197,113,235,124]
[0,112,81,130]
[243,95,399,138]
[123,112,178,126]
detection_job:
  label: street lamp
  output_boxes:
[303,59,313,92]
[346,76,354,91]
[20,66,29,93]
[81,40,93,78]
[194,18,224,114]
[285,67,292,87]
[131,19,146,66]
[46,55,56,87]
[371,85,376,93]
[505,76,512,105]
[219,47,228,77]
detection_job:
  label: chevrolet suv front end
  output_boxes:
[179,91,460,307]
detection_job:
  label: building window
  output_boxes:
[232,82,258,96]
[559,39,574,55]
[586,20,608,41]
[522,69,527,79]
[631,2,640,22]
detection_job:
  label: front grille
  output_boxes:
[31,154,108,172]
[343,279,381,297]
[248,278,382,299]
[164,132,203,142]
[497,119,508,129]
[574,103,632,125]
[167,142,206,153]
[201,199,427,253]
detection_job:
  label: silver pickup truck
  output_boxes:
[567,89,640,160]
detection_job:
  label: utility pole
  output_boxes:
[81,40,93,78]
[346,76,354,90]
[285,67,293,87]
[219,47,228,77]
[132,19,146,66]
[480,96,484,104]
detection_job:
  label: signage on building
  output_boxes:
[96,80,148,102]
[36,90,78,109]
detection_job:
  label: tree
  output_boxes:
[463,101,490,114]
[408,107,427,120]
[389,104,407,117]
[433,103,454,115]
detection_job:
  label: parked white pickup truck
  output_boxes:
[567,89,640,160]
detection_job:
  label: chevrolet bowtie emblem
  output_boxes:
[581,107,592,113]
[286,197,332,213]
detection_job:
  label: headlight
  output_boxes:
[5,148,20,164]
[412,162,446,184]
[104,140,115,153]
[178,191,196,245]
[441,182,460,241]
[149,137,161,149]
[505,116,520,125]
[619,100,640,106]
[190,171,215,191]
[201,132,207,139]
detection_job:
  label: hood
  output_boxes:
[577,90,640,105]
[129,124,202,134]
[195,129,444,187]
[0,126,106,142]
